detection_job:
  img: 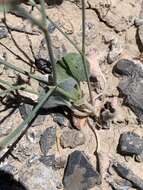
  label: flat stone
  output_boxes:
[63,150,101,190]
[60,128,85,148]
[118,132,143,157]
[39,126,56,155]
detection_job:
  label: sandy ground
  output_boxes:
[0,0,143,189]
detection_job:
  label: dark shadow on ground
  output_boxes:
[0,170,27,190]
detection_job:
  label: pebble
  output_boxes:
[0,25,8,39]
[60,128,85,148]
[107,38,123,64]
[63,150,101,190]
[118,132,143,161]
[35,58,52,74]
[39,126,56,155]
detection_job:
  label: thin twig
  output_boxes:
[0,41,34,66]
[81,0,93,104]
[3,17,34,65]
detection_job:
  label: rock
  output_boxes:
[113,59,143,122]
[118,132,143,161]
[19,161,61,190]
[0,25,8,39]
[34,58,52,74]
[39,155,55,168]
[27,154,40,167]
[107,38,123,64]
[39,154,67,169]
[19,103,46,127]
[112,161,143,190]
[39,126,56,155]
[106,175,133,190]
[60,128,85,148]
[113,59,135,76]
[63,150,101,190]
[53,113,70,128]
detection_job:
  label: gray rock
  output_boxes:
[0,25,8,39]
[112,161,143,190]
[19,103,46,127]
[63,150,101,190]
[39,126,56,155]
[60,128,85,148]
[19,161,61,190]
[53,113,70,128]
[113,59,143,122]
[107,38,123,64]
[39,155,55,167]
[118,132,143,161]
[106,175,133,190]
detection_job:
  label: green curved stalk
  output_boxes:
[0,87,56,150]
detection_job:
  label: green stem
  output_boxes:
[39,0,57,84]
[81,0,93,104]
[0,58,49,84]
[0,79,38,96]
[0,87,56,150]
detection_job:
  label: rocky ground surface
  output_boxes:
[0,0,143,189]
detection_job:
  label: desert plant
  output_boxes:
[0,0,96,150]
